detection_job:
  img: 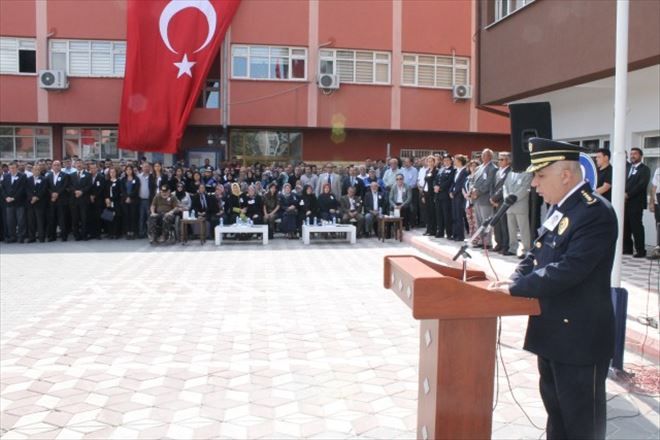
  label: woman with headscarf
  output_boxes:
[225,182,243,224]
[169,167,186,192]
[240,185,263,224]
[262,182,280,239]
[120,164,140,239]
[317,182,340,221]
[278,183,299,239]
[298,184,318,230]
[103,166,123,239]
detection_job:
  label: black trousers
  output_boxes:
[410,188,420,227]
[451,195,466,240]
[493,205,509,250]
[70,201,89,239]
[27,203,46,241]
[434,195,452,238]
[623,202,645,253]
[424,191,436,235]
[538,356,609,440]
[48,201,68,240]
[122,202,139,236]
[88,202,104,238]
[655,193,660,246]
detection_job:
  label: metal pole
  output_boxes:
[611,0,629,288]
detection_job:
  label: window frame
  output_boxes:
[401,53,470,90]
[492,0,536,25]
[62,127,137,161]
[231,44,308,81]
[0,37,37,76]
[197,79,221,109]
[0,125,53,160]
[319,48,391,85]
[49,39,126,78]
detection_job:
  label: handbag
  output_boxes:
[101,208,115,222]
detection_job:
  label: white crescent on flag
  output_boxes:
[159,0,217,54]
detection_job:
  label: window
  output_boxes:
[50,39,126,77]
[196,79,220,108]
[0,126,52,160]
[494,0,535,22]
[402,53,469,89]
[642,135,660,174]
[230,130,302,162]
[231,45,306,81]
[63,127,136,161]
[0,37,36,74]
[319,49,390,85]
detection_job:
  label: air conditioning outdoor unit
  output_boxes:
[38,70,68,90]
[318,73,339,90]
[452,84,472,100]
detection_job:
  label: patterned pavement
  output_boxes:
[1,237,658,439]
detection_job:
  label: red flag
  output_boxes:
[119,0,240,153]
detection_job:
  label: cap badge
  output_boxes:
[558,217,569,235]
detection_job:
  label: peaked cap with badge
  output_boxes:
[526,137,588,173]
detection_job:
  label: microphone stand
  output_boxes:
[452,215,493,282]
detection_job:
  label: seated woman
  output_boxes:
[278,183,299,239]
[225,182,242,224]
[240,185,263,224]
[317,182,340,221]
[298,184,318,228]
[262,183,280,239]
[173,181,191,242]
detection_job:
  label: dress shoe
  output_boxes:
[492,246,503,252]
[622,249,633,255]
[633,251,646,258]
[61,237,68,242]
[501,251,514,256]
[423,232,432,236]
[5,238,17,243]
[47,237,56,242]
[517,255,525,259]
[27,239,36,243]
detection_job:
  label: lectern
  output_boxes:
[383,255,540,440]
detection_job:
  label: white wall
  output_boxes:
[516,64,660,247]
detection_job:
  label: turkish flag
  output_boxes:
[119,0,240,153]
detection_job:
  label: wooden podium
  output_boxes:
[383,255,540,440]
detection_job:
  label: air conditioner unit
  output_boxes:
[38,70,68,90]
[318,73,339,90]
[452,84,472,100]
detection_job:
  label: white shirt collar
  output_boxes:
[557,181,585,208]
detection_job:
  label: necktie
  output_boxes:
[328,174,332,185]
[628,165,635,178]
[201,195,207,210]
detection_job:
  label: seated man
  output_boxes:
[339,185,364,237]
[363,180,387,237]
[148,184,178,244]
[388,173,412,230]
[191,183,220,236]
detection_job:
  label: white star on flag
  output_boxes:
[174,54,196,78]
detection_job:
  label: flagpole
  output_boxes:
[611,0,629,288]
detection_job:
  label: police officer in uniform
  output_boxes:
[490,138,617,440]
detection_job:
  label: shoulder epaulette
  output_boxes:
[580,189,599,206]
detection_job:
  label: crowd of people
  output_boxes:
[1,149,658,257]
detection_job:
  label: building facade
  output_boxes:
[477,0,660,245]
[0,0,510,166]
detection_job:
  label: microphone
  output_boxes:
[467,194,517,243]
[485,194,518,232]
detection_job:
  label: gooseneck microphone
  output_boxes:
[467,194,518,244]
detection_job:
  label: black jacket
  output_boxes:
[625,163,651,209]
[120,176,140,202]
[433,167,455,200]
[69,170,93,205]
[46,171,71,205]
[450,168,469,198]
[26,174,48,207]
[1,172,27,205]
[510,184,616,365]
[191,193,219,216]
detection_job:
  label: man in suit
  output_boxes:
[433,155,455,238]
[342,166,366,198]
[388,173,413,230]
[490,152,512,253]
[46,160,71,241]
[69,159,93,241]
[137,162,157,238]
[26,162,48,243]
[469,148,497,247]
[316,163,342,199]
[339,185,365,237]
[363,181,387,237]
[88,162,106,239]
[1,161,27,243]
[504,170,533,257]
[450,154,469,241]
[491,138,617,440]
[624,147,651,258]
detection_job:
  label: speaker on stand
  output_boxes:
[509,102,553,239]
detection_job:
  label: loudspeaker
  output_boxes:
[509,102,552,172]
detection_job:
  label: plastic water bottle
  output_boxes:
[248,218,253,226]
[313,217,317,226]
[332,216,336,225]
[191,209,196,219]
[220,217,224,226]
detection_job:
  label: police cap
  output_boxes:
[526,137,587,173]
